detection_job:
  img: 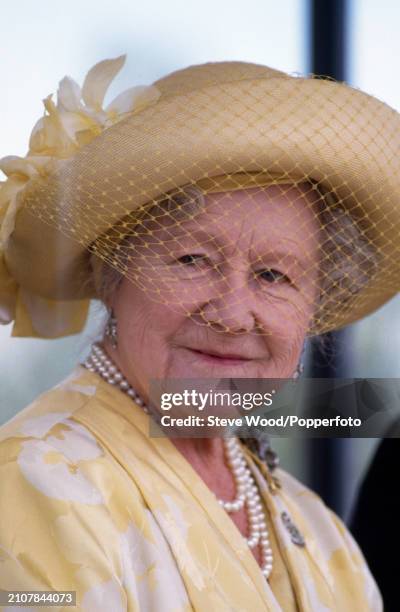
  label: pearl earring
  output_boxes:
[292,361,304,380]
[105,312,118,349]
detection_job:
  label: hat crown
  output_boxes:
[154,61,290,97]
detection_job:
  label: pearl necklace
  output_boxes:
[84,342,274,579]
[85,343,148,409]
[220,436,273,578]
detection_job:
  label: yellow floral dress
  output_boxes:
[0,367,382,611]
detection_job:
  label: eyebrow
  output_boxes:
[168,227,314,269]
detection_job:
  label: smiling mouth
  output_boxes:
[186,348,252,365]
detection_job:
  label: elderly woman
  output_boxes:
[0,57,397,610]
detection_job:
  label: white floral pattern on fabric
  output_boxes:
[17,437,104,504]
[46,419,104,462]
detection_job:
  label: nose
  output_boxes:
[197,269,258,334]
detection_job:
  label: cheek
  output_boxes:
[116,286,186,357]
[267,325,305,360]
[257,294,311,339]
[255,301,307,375]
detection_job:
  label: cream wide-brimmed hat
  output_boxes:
[0,56,399,338]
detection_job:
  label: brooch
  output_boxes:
[281,511,306,547]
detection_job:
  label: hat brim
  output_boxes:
[6,75,400,332]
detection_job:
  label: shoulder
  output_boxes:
[0,366,100,443]
[0,366,107,506]
[0,366,144,511]
[0,366,137,518]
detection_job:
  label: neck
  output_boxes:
[170,436,239,505]
[170,437,225,470]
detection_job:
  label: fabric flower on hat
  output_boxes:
[0,56,160,335]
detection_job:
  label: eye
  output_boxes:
[176,254,208,266]
[256,268,291,284]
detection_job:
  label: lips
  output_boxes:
[194,349,250,360]
[186,347,252,364]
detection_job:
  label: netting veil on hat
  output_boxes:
[0,56,399,339]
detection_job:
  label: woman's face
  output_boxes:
[110,185,320,398]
